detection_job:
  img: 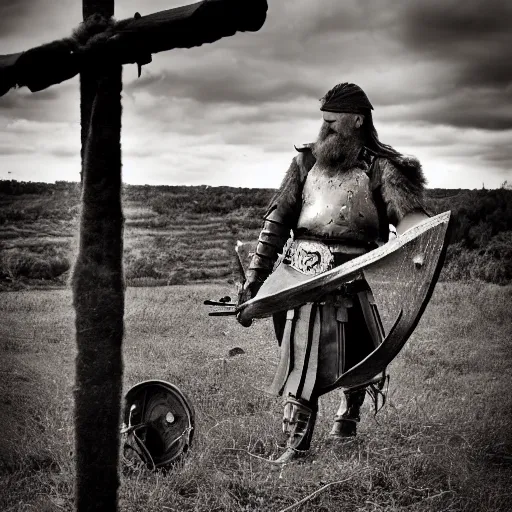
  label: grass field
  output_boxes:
[0,282,511,511]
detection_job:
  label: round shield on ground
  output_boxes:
[121,380,195,470]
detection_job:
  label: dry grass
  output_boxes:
[0,282,511,511]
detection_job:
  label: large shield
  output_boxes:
[237,211,451,390]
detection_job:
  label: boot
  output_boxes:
[275,397,317,464]
[330,388,366,438]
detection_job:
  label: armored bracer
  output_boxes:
[248,208,291,282]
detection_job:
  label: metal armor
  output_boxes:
[296,162,381,243]
[247,207,290,280]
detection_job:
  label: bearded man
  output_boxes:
[237,83,429,464]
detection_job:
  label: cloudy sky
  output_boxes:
[0,0,511,189]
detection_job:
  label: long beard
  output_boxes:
[312,123,364,170]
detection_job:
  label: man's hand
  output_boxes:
[238,280,261,306]
[236,271,266,327]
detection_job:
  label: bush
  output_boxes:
[441,232,512,285]
[0,249,70,281]
[2,180,511,287]
[124,257,164,280]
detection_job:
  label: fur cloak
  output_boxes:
[265,145,428,242]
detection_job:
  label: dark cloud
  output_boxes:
[0,144,35,156]
[418,106,512,132]
[403,2,512,88]
[486,152,512,166]
[475,137,512,170]
[0,81,78,122]
[124,68,319,106]
[123,1,511,133]
[49,147,76,157]
[389,89,512,131]
[0,87,62,109]
[404,1,512,45]
[307,7,370,36]
[457,53,512,89]
[381,1,512,131]
[0,0,511,188]
[304,1,406,38]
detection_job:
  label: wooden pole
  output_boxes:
[73,0,123,510]
[80,1,115,184]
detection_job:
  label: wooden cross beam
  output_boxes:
[0,0,268,96]
[1,1,267,511]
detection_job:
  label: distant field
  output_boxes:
[1,282,511,511]
[1,181,511,289]
[0,183,269,289]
